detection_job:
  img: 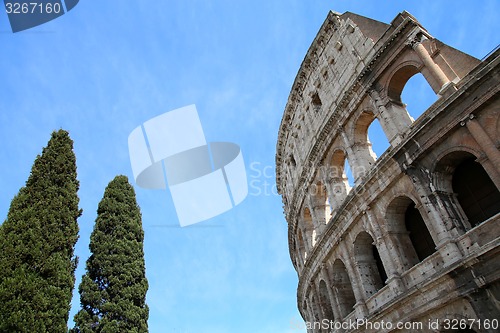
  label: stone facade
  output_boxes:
[276,11,500,333]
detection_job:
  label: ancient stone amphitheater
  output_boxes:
[276,11,500,333]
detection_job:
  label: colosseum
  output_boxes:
[275,11,500,333]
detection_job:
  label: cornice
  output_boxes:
[284,16,418,240]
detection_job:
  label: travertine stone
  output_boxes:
[276,10,500,333]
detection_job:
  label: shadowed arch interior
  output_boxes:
[405,202,436,261]
[385,196,437,269]
[318,279,335,321]
[452,157,500,227]
[354,231,387,296]
[331,259,356,318]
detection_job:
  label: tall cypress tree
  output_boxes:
[72,175,149,333]
[0,129,81,333]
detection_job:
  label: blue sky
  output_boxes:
[0,1,498,332]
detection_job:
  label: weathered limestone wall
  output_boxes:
[276,10,500,333]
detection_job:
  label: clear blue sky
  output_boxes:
[0,1,498,332]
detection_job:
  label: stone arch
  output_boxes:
[340,111,378,181]
[331,259,356,319]
[433,148,482,192]
[387,62,422,104]
[385,196,437,270]
[323,148,352,212]
[318,279,335,321]
[401,72,438,121]
[352,109,391,161]
[452,157,500,227]
[353,231,388,297]
[353,110,376,144]
[377,61,428,141]
[434,149,500,229]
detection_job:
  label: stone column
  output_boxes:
[406,168,463,267]
[429,171,469,234]
[369,89,413,146]
[340,131,374,183]
[338,241,369,318]
[324,176,350,215]
[308,197,326,238]
[409,34,450,93]
[364,209,405,293]
[461,114,500,188]
[320,265,342,321]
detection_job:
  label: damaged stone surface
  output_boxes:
[276,10,500,333]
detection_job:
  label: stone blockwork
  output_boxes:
[276,11,500,333]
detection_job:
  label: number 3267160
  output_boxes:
[5,2,62,14]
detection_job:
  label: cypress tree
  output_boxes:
[0,129,81,332]
[72,175,149,333]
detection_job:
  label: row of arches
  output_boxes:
[297,152,500,326]
[297,75,436,226]
[295,151,500,270]
[282,14,500,332]
[287,30,472,217]
[307,259,357,324]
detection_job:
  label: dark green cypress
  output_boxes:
[0,129,81,333]
[72,175,149,333]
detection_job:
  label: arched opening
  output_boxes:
[318,280,335,321]
[452,158,500,227]
[354,231,387,297]
[325,149,352,210]
[386,196,437,270]
[367,118,391,158]
[387,65,420,103]
[433,151,486,233]
[401,73,438,121]
[310,181,331,225]
[405,202,436,261]
[351,111,377,175]
[331,259,356,318]
[386,65,437,131]
[331,150,353,190]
